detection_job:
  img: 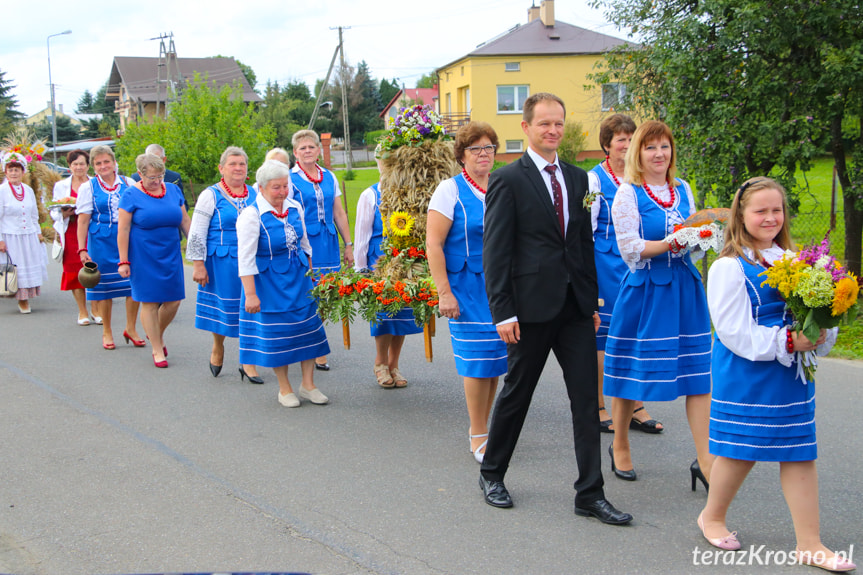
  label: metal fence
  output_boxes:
[791,210,845,259]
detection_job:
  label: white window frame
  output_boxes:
[504,62,521,72]
[505,140,524,153]
[602,83,628,111]
[497,85,529,114]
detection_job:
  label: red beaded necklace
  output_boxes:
[97,173,120,192]
[462,169,487,194]
[220,177,248,199]
[643,180,676,209]
[604,156,621,186]
[271,207,289,219]
[8,181,24,201]
[299,163,324,184]
[141,182,166,198]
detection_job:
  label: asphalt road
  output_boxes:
[1,257,861,575]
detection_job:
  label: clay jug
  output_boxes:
[78,261,101,289]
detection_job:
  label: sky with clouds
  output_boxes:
[3,0,626,118]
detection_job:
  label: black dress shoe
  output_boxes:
[315,362,330,371]
[238,366,264,384]
[209,362,222,377]
[609,444,637,481]
[574,498,633,525]
[479,474,513,508]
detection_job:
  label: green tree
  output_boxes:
[76,90,96,113]
[590,0,863,274]
[0,69,24,125]
[558,121,588,165]
[256,80,310,150]
[117,74,275,187]
[324,61,384,144]
[379,78,400,108]
[34,115,81,144]
[416,71,437,89]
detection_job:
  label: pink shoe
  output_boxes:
[796,548,857,572]
[697,512,741,551]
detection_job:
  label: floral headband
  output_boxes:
[1,151,28,172]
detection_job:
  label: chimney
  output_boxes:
[540,0,555,26]
[527,2,540,22]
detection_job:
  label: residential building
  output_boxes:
[106,56,261,133]
[436,0,633,161]
[380,87,439,125]
[25,104,102,130]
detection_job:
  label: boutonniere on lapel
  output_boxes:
[583,189,603,210]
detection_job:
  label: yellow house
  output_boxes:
[436,0,632,162]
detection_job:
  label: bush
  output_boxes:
[365,129,386,146]
[558,121,588,165]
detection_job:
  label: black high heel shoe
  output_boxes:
[608,444,637,481]
[691,459,709,492]
[209,363,222,377]
[239,366,264,384]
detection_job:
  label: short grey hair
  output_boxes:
[144,143,166,158]
[219,146,248,165]
[90,145,115,166]
[265,147,290,165]
[256,160,292,190]
[135,153,165,176]
[291,130,320,149]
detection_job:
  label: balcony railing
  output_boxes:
[440,113,471,135]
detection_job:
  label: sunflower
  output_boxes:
[832,275,859,317]
[389,211,414,237]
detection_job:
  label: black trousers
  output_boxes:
[480,287,605,505]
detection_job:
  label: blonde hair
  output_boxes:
[265,147,290,164]
[291,130,321,149]
[623,121,676,185]
[719,177,792,264]
[135,153,165,176]
[89,145,116,166]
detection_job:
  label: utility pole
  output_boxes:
[308,42,341,131]
[153,32,178,120]
[336,26,353,173]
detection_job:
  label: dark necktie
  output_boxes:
[544,164,565,236]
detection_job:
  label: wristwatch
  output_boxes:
[345,242,353,246]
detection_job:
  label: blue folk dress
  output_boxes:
[119,183,186,303]
[366,183,422,337]
[590,164,628,351]
[291,165,341,273]
[439,174,507,378]
[194,184,256,337]
[238,200,330,368]
[85,176,132,301]
[603,181,712,400]
[710,257,816,462]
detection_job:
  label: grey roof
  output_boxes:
[107,56,261,104]
[440,18,631,70]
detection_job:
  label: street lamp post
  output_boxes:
[47,30,72,163]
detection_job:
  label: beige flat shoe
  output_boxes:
[298,386,329,405]
[278,392,300,408]
[375,364,394,388]
[390,367,408,388]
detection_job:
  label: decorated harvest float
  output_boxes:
[312,105,458,360]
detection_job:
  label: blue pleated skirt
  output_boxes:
[86,227,131,301]
[370,307,423,337]
[594,248,627,352]
[447,267,507,378]
[603,260,712,401]
[195,253,242,337]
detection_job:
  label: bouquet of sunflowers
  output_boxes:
[760,234,859,381]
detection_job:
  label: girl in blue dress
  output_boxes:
[603,121,713,482]
[117,153,191,369]
[291,130,353,371]
[237,160,331,408]
[186,146,262,382]
[427,122,508,463]
[588,114,663,435]
[75,145,142,351]
[353,159,422,388]
[697,178,853,571]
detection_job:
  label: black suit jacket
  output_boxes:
[483,152,598,324]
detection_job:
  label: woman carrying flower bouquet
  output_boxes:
[0,152,48,314]
[354,149,422,388]
[427,122,508,463]
[291,130,353,372]
[697,177,854,571]
[603,121,713,484]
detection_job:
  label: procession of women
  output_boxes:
[1,98,858,572]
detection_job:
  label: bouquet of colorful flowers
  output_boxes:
[760,234,859,382]
[378,105,449,153]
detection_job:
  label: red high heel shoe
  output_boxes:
[153,354,168,368]
[123,330,146,347]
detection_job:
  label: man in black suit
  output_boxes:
[130,143,184,194]
[479,92,632,525]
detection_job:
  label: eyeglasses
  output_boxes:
[466,145,497,156]
[141,174,165,182]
